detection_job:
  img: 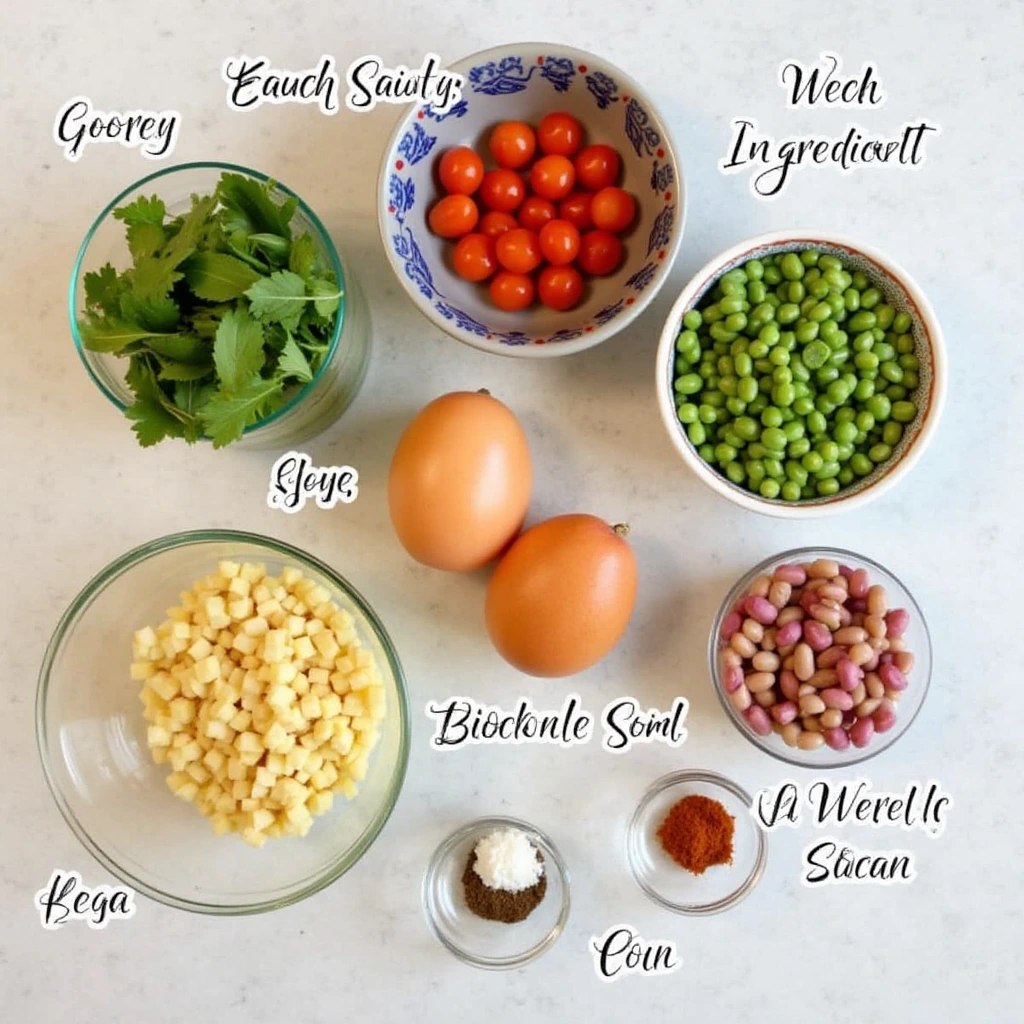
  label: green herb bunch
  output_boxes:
[79,172,343,448]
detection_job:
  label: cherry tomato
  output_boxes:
[517,196,557,232]
[438,146,484,195]
[489,270,535,311]
[495,228,542,274]
[574,144,621,191]
[479,211,518,238]
[558,191,594,231]
[537,265,584,311]
[529,155,576,202]
[590,186,636,233]
[479,169,527,212]
[536,112,583,157]
[488,121,537,169]
[577,229,623,276]
[538,219,581,266]
[428,194,479,239]
[452,232,498,282]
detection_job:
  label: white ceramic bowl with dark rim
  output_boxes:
[378,42,685,356]
[655,231,947,517]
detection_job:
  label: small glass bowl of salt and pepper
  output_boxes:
[422,816,571,969]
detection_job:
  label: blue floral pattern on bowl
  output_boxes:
[380,47,683,350]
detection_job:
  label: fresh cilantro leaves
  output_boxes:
[79,173,343,448]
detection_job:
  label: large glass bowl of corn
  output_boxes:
[35,530,409,914]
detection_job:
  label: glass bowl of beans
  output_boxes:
[709,548,932,767]
[655,231,947,518]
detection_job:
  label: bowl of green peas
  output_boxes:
[655,231,947,517]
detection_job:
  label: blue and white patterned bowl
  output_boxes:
[378,43,685,357]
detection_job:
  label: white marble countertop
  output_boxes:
[3,0,1023,1020]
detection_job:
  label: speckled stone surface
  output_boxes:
[2,0,1022,1020]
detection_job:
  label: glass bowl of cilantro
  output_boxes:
[70,162,370,449]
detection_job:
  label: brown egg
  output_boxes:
[388,391,532,572]
[485,514,638,677]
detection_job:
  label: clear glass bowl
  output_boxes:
[709,546,932,768]
[70,161,370,450]
[36,530,409,914]
[422,816,570,969]
[627,770,766,915]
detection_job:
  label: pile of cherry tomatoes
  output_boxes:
[427,112,636,313]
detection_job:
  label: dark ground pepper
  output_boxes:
[462,849,547,923]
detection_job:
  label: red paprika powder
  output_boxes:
[657,794,735,874]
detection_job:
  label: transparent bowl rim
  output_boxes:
[69,160,347,438]
[421,814,571,969]
[377,40,687,359]
[654,229,948,518]
[626,769,767,916]
[707,546,932,769]
[35,528,410,915]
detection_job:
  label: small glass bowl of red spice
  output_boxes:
[627,770,767,915]
[422,815,571,970]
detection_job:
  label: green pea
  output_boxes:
[851,453,873,476]
[902,369,919,389]
[843,288,861,312]
[724,312,747,332]
[899,353,920,371]
[885,384,907,401]
[815,396,837,416]
[854,378,875,402]
[895,334,915,354]
[827,349,850,369]
[817,478,841,496]
[701,303,723,324]
[772,383,795,407]
[793,321,819,344]
[715,443,737,464]
[759,478,781,499]
[687,421,706,446]
[779,480,800,501]
[736,376,759,403]
[732,415,758,441]
[882,421,903,446]
[698,443,715,462]
[732,352,752,378]
[815,460,840,481]
[854,350,879,372]
[781,419,804,442]
[826,379,851,405]
[754,359,774,377]
[860,287,881,309]
[777,303,800,324]
[869,443,893,463]
[880,361,904,383]
[722,427,746,449]
[852,333,874,354]
[778,331,797,352]
[748,395,768,415]
[745,259,765,281]
[675,329,698,353]
[815,438,839,460]
[785,280,804,303]
[817,254,841,272]
[720,279,746,298]
[788,437,811,458]
[747,459,766,484]
[772,368,793,387]
[807,278,830,299]
[892,312,912,334]
[748,340,770,359]
[758,323,781,347]
[763,265,782,285]
[748,442,768,458]
[891,400,917,423]
[875,304,895,329]
[815,367,840,385]
[709,322,738,343]
[719,296,744,315]
[798,340,828,370]
[800,250,820,267]
[785,461,809,485]
[717,355,734,376]
[725,461,746,485]
[747,280,767,304]
[865,394,891,421]
[676,402,699,424]
[763,457,785,480]
[675,373,703,395]
[683,309,702,331]
[852,270,869,290]
[847,310,877,332]
[760,427,786,452]
[780,253,805,280]
[836,467,854,486]
[833,420,858,445]
[835,406,856,423]
[769,346,791,367]
[719,376,739,397]
[725,396,747,417]
[698,404,718,424]
[761,406,784,428]
[806,413,827,437]
[793,396,815,417]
